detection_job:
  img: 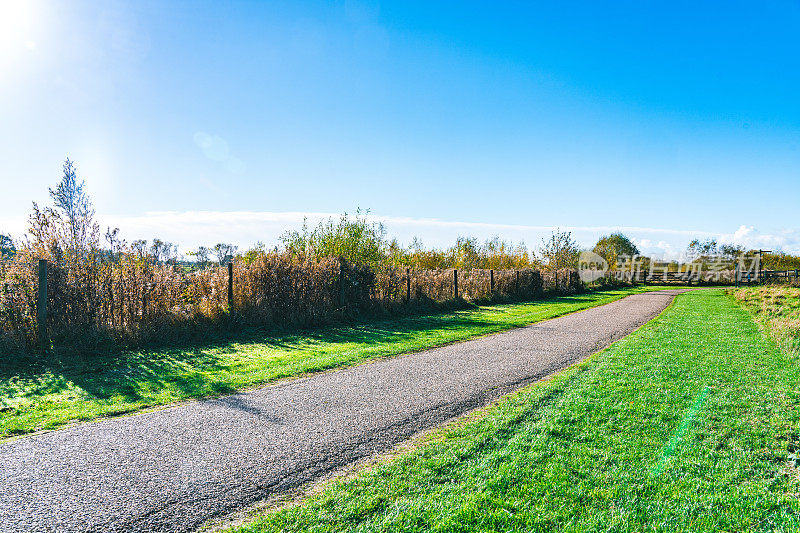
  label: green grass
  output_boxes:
[730,285,800,355]
[0,287,661,440]
[231,289,800,533]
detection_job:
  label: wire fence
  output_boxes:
[0,256,582,352]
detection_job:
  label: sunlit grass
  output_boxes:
[730,285,800,355]
[231,289,800,533]
[0,287,659,440]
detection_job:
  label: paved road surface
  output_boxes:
[0,289,688,532]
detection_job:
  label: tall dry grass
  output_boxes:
[1,250,583,353]
[730,286,800,356]
[2,188,589,353]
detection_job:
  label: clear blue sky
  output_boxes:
[2,0,799,255]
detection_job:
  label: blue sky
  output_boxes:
[2,0,799,256]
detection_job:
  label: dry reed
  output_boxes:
[1,252,583,353]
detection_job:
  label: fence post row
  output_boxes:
[228,262,234,312]
[37,259,48,351]
[26,259,798,352]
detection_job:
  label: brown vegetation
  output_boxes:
[0,164,596,353]
[730,285,800,355]
[1,252,583,352]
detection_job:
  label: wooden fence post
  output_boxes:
[406,268,411,303]
[37,259,48,351]
[490,269,494,294]
[454,269,458,299]
[515,270,519,295]
[227,261,234,312]
[554,270,558,292]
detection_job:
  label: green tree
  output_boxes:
[719,243,745,258]
[687,238,718,259]
[0,234,15,258]
[593,233,640,267]
[281,210,385,266]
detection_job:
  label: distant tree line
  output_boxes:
[2,158,798,273]
[2,158,797,353]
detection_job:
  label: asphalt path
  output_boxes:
[0,289,688,532]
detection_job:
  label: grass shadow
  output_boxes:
[0,288,642,425]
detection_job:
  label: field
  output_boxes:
[229,289,800,532]
[0,286,659,441]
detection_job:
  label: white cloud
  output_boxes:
[2,210,798,258]
[721,225,800,253]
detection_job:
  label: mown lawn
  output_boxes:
[231,289,800,533]
[0,287,660,440]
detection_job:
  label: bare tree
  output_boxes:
[131,240,148,259]
[213,243,238,265]
[191,246,211,267]
[104,227,125,261]
[150,239,178,264]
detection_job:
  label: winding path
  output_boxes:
[0,289,688,532]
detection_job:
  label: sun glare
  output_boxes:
[0,0,40,65]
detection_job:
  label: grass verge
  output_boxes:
[230,289,800,533]
[0,286,663,440]
[730,285,800,355]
